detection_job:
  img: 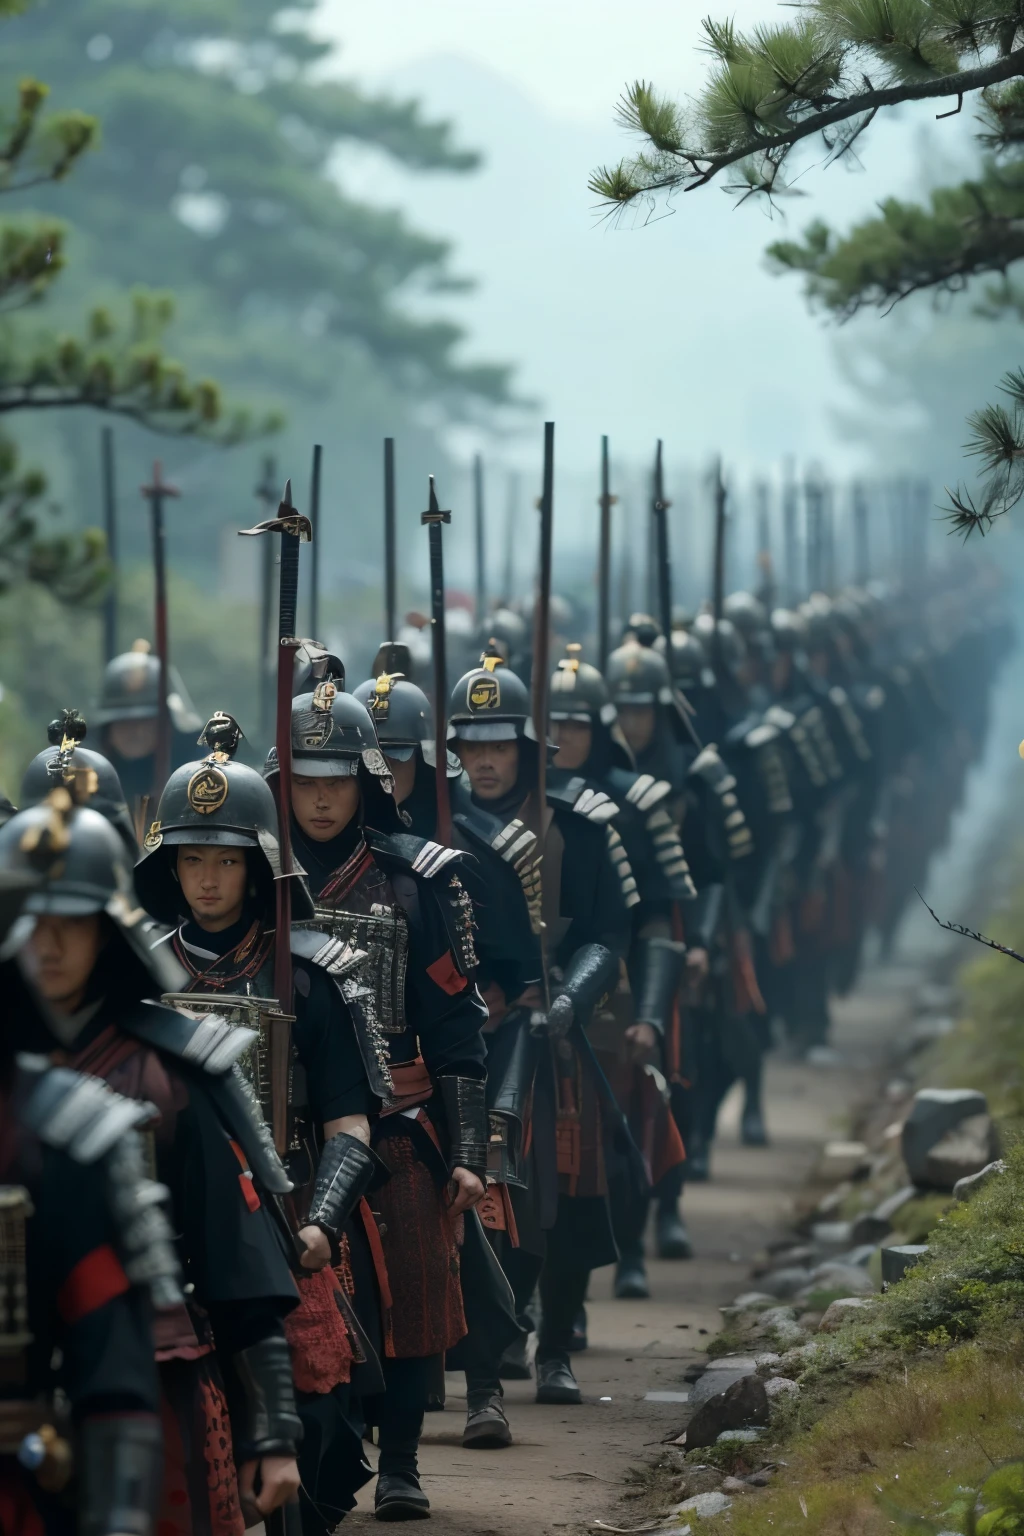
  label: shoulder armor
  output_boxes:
[122,1000,255,1075]
[439,869,479,975]
[20,1061,154,1164]
[547,775,619,824]
[764,705,796,732]
[625,772,672,813]
[828,685,873,763]
[290,926,369,978]
[687,745,737,796]
[366,828,466,880]
[489,816,539,869]
[605,825,640,908]
[745,722,780,750]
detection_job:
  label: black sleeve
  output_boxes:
[556,813,631,962]
[37,1148,159,1419]
[170,1081,298,1322]
[293,962,377,1122]
[392,870,488,1080]
[458,846,543,1001]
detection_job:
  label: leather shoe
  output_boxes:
[535,1355,582,1405]
[374,1472,430,1521]
[463,1389,512,1449]
[614,1256,650,1299]
[499,1332,532,1380]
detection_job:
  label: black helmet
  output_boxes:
[482,608,528,667]
[352,670,462,778]
[770,607,808,654]
[606,640,676,707]
[0,792,15,830]
[20,710,137,858]
[692,613,747,676]
[549,644,615,725]
[623,612,662,649]
[93,639,201,732]
[448,651,537,743]
[661,628,708,692]
[135,712,315,924]
[0,795,184,993]
[724,592,775,665]
[264,686,401,835]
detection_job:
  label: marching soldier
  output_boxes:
[132,715,387,1534]
[448,649,633,1405]
[20,710,138,856]
[1,792,308,1536]
[93,640,201,809]
[268,674,490,1520]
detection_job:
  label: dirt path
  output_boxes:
[348,961,922,1534]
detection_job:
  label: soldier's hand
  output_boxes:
[448,1166,485,1216]
[238,1455,301,1519]
[624,1022,657,1062]
[686,947,710,983]
[297,1224,332,1271]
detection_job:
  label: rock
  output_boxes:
[720,1477,749,1493]
[923,1116,999,1191]
[688,1370,751,1409]
[758,1307,807,1347]
[682,1373,769,1449]
[811,1220,854,1247]
[806,1261,877,1295]
[777,1341,821,1376]
[745,1471,773,1487]
[764,1374,801,1399]
[819,1140,871,1180]
[705,1355,758,1372]
[836,1243,880,1269]
[716,1428,764,1443]
[886,1077,912,1101]
[754,1352,782,1372]
[755,1244,818,1272]
[901,1088,989,1187]
[815,1181,853,1215]
[954,1159,1007,1202]
[881,1244,929,1286]
[729,1292,777,1311]
[818,1297,875,1332]
[675,1492,732,1518]
[759,1266,812,1299]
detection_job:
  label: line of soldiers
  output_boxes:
[0,549,1007,1533]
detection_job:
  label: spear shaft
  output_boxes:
[384,438,397,640]
[532,423,555,1003]
[308,443,322,639]
[141,460,180,800]
[597,435,613,672]
[421,476,452,844]
[101,427,118,665]
[652,439,673,644]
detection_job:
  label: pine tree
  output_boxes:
[590,1,1024,534]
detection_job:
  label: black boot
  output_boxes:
[741,1066,768,1146]
[462,1388,512,1449]
[684,1125,711,1182]
[656,1205,694,1259]
[498,1330,532,1380]
[535,1353,582,1405]
[614,1244,650,1299]
[374,1474,430,1522]
[566,1305,588,1353]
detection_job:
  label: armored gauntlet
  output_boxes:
[633,938,687,1036]
[439,1076,488,1181]
[230,1334,303,1462]
[305,1132,387,1262]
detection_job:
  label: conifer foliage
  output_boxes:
[592,0,1024,533]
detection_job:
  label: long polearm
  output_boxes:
[473,452,486,623]
[384,438,397,641]
[597,434,614,673]
[101,426,118,665]
[422,475,452,844]
[239,479,311,1156]
[532,423,555,993]
[711,456,727,678]
[652,438,673,645]
[141,461,180,800]
[255,455,279,739]
[308,443,323,640]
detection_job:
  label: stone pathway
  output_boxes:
[348,961,923,1534]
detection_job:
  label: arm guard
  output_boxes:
[305,1133,388,1262]
[230,1334,303,1462]
[547,942,617,1038]
[438,1075,488,1180]
[633,938,687,1036]
[688,884,724,951]
[79,1413,163,1536]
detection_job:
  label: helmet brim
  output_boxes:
[290,755,360,778]
[24,890,106,917]
[449,721,520,742]
[156,825,261,848]
[93,703,159,726]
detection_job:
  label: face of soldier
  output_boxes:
[550,719,592,771]
[385,754,417,805]
[24,913,104,1013]
[176,844,248,930]
[457,738,519,801]
[616,704,656,755]
[292,773,361,841]
[106,718,159,759]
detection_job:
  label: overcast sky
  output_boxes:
[316,0,980,499]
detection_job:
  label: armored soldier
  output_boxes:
[93,640,201,808]
[548,643,693,1291]
[267,678,490,1520]
[448,650,632,1406]
[351,660,461,841]
[0,793,309,1536]
[132,718,387,1534]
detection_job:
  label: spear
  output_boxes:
[652,439,674,645]
[597,434,615,672]
[254,455,279,739]
[782,460,799,606]
[421,476,453,844]
[852,481,870,586]
[308,443,322,640]
[239,480,312,1155]
[474,452,486,622]
[140,461,180,799]
[384,438,397,640]
[502,470,518,603]
[805,475,823,595]
[711,456,727,677]
[532,423,555,991]
[101,426,118,665]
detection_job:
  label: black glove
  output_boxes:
[305,1131,388,1262]
[438,1076,488,1181]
